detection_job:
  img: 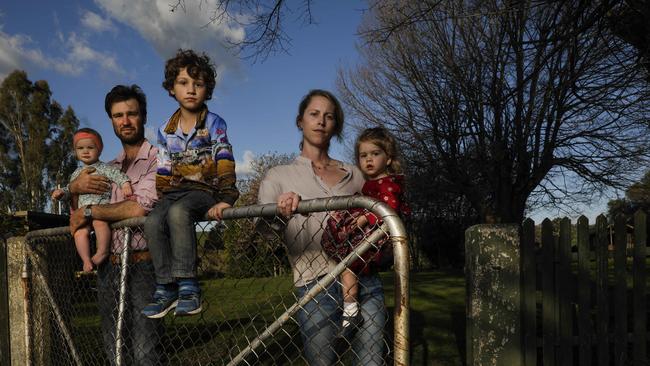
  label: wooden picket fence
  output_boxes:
[521,212,648,366]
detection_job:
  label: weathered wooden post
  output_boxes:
[6,236,34,365]
[0,237,11,365]
[5,212,69,365]
[465,224,522,366]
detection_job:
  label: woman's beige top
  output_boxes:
[258,156,365,286]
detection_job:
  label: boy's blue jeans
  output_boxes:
[144,190,216,284]
[296,274,387,365]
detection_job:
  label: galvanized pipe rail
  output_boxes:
[114,229,131,366]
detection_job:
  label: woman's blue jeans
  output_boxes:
[295,274,387,365]
[144,190,216,283]
[352,275,387,365]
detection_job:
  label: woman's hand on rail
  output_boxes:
[277,191,301,218]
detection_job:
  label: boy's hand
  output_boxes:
[122,181,133,197]
[69,168,111,195]
[207,202,231,220]
[51,189,64,200]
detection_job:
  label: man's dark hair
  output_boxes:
[104,84,147,123]
[162,49,217,100]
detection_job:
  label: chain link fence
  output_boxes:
[22,196,409,365]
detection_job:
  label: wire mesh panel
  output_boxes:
[23,197,409,365]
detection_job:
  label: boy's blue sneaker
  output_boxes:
[142,285,178,319]
[175,278,202,316]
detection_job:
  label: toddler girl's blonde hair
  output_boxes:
[355,127,403,174]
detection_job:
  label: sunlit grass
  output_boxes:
[382,270,465,366]
[68,269,466,365]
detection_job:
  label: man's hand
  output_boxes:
[69,167,111,195]
[69,208,88,235]
[207,202,231,220]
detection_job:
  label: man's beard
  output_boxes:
[118,130,144,145]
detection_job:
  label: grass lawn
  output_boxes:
[66,268,466,365]
[381,270,466,366]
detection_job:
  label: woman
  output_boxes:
[258,89,387,365]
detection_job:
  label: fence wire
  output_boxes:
[22,196,409,365]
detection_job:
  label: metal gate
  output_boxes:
[20,196,409,365]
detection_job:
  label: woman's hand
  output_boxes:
[277,192,301,218]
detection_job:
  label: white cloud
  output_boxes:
[0,27,124,78]
[81,10,115,33]
[0,31,26,78]
[66,33,123,74]
[94,0,246,80]
[236,150,255,177]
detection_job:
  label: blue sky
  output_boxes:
[0,0,616,220]
[0,0,366,176]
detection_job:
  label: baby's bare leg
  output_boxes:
[73,227,94,272]
[340,268,361,330]
[91,219,111,266]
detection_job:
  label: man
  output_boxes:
[69,84,162,365]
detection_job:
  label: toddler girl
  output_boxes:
[322,127,409,333]
[52,128,132,272]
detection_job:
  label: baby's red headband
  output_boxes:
[73,132,103,154]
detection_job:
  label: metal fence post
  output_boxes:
[465,224,522,366]
[115,229,131,366]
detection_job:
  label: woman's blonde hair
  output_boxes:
[355,127,402,174]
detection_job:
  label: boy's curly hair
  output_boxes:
[162,49,217,100]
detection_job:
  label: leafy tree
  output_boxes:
[237,151,296,205]
[608,0,650,77]
[338,0,650,224]
[407,164,479,268]
[46,107,81,213]
[607,169,650,218]
[0,70,79,216]
[202,152,295,278]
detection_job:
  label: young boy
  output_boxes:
[142,49,239,318]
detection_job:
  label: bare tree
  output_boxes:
[338,0,650,223]
[170,0,317,61]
